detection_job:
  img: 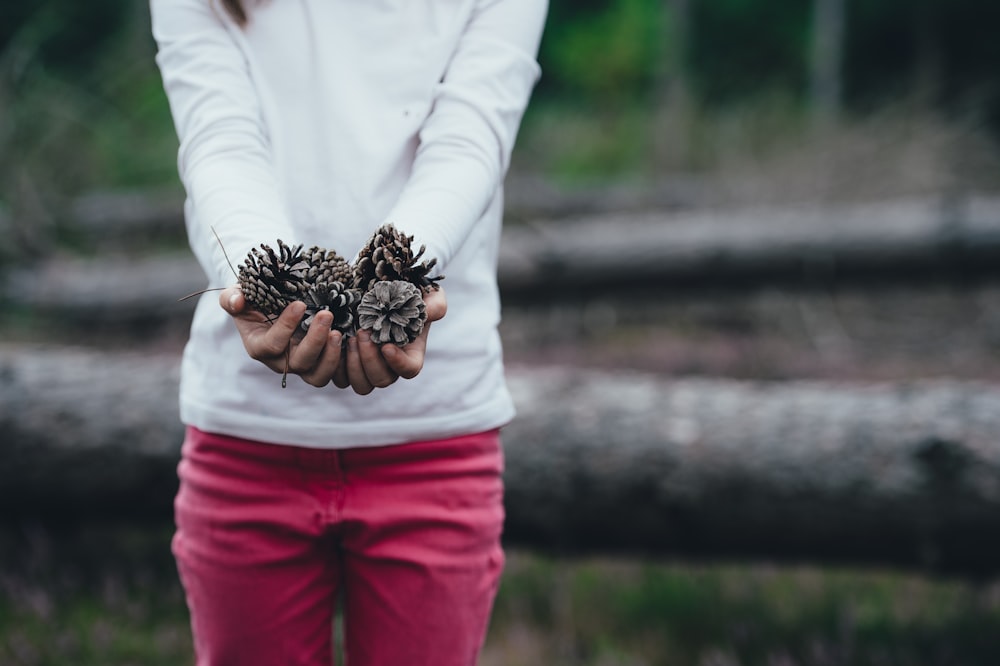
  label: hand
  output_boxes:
[219,287,345,388]
[341,286,448,395]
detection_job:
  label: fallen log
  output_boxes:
[6,195,1000,322]
[65,176,705,241]
[68,188,187,247]
[2,346,1000,574]
[498,193,1000,295]
[504,369,1000,575]
[2,252,205,323]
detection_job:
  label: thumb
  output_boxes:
[220,287,246,315]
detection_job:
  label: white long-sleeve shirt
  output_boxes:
[151,0,546,448]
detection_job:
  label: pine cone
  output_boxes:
[301,280,361,334]
[302,246,353,285]
[357,280,427,345]
[353,224,443,292]
[237,240,310,317]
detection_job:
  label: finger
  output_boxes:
[345,335,375,396]
[288,311,333,374]
[300,329,344,387]
[332,357,350,389]
[356,330,398,388]
[253,301,306,358]
[240,301,303,361]
[381,324,429,380]
[423,287,447,322]
[219,286,246,315]
[331,337,350,389]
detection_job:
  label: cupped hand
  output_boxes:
[219,287,345,388]
[342,286,447,395]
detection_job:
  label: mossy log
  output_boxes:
[3,345,1000,574]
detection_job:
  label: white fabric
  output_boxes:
[151,0,545,448]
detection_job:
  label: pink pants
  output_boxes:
[172,426,505,666]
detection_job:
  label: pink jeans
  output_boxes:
[173,426,505,666]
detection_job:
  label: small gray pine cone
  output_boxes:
[353,224,443,292]
[237,240,310,317]
[300,280,361,334]
[357,280,427,345]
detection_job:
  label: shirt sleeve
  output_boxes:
[380,0,548,272]
[150,0,296,286]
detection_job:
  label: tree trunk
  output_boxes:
[3,346,1000,575]
[810,0,845,125]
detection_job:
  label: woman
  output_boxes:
[150,0,547,663]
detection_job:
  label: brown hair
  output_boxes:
[221,0,248,26]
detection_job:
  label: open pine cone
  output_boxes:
[303,246,353,285]
[301,281,360,334]
[356,280,427,345]
[299,246,359,333]
[237,241,359,333]
[236,231,436,346]
[237,240,310,317]
[353,224,443,292]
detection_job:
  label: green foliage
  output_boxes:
[539,0,666,107]
[538,0,999,123]
[0,1,128,74]
[0,2,178,262]
[1,3,177,189]
[687,0,812,104]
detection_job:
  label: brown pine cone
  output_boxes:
[353,224,443,292]
[301,280,361,334]
[237,240,310,317]
[303,246,353,285]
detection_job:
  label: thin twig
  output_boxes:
[282,346,290,389]
[177,286,226,302]
[212,225,240,278]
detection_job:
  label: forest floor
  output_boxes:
[4,108,1000,665]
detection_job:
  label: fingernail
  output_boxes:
[358,330,370,343]
[228,292,240,312]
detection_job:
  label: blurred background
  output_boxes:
[2,0,1000,664]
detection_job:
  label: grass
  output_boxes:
[485,553,1000,665]
[2,523,1000,666]
[0,524,191,666]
